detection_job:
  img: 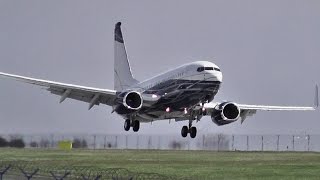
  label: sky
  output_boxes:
[0,0,319,135]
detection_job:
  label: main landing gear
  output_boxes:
[124,119,140,132]
[181,122,197,138]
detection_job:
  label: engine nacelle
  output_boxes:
[211,102,240,126]
[114,91,143,115]
[123,91,143,110]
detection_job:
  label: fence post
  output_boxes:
[277,135,280,151]
[232,135,234,151]
[115,135,118,149]
[104,135,107,149]
[292,135,295,151]
[51,134,54,148]
[217,135,220,151]
[136,135,139,150]
[202,134,205,150]
[148,136,152,149]
[93,135,96,150]
[125,135,128,149]
[308,135,310,151]
[158,136,161,150]
[247,135,249,151]
[261,135,264,151]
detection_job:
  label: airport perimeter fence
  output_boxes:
[1,133,320,152]
[0,161,189,180]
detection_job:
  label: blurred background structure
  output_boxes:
[0,133,318,152]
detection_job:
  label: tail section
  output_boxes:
[114,22,138,91]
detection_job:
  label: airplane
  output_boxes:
[0,22,318,138]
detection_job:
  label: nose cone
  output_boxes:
[192,61,223,83]
[208,71,223,83]
[216,72,223,82]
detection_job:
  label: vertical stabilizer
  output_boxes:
[114,22,138,91]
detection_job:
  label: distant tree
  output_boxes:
[81,139,88,148]
[40,139,50,148]
[169,141,182,150]
[72,139,81,148]
[30,141,38,148]
[199,134,230,150]
[73,138,88,148]
[9,138,25,148]
[0,136,8,147]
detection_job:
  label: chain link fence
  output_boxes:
[0,133,319,152]
[0,161,188,180]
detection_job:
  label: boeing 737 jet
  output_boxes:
[0,22,318,138]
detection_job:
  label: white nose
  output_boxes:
[207,71,223,83]
[216,72,223,82]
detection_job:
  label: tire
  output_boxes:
[124,119,130,131]
[132,120,140,132]
[190,127,197,138]
[181,126,188,138]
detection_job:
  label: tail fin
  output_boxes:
[114,22,138,91]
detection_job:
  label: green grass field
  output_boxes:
[0,149,320,179]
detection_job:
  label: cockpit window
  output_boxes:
[197,66,221,72]
[204,67,214,70]
[197,67,205,72]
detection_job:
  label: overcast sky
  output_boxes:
[0,0,319,135]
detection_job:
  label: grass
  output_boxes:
[0,149,320,179]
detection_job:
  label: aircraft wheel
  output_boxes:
[132,120,140,132]
[124,119,131,131]
[190,127,197,138]
[181,126,188,138]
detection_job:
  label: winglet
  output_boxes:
[315,85,319,108]
[115,22,124,43]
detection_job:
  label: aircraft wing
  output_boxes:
[0,72,117,109]
[203,85,318,123]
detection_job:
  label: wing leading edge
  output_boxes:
[203,85,318,123]
[238,85,318,111]
[0,72,117,109]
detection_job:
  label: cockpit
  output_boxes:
[197,66,220,72]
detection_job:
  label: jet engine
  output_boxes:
[211,102,240,126]
[114,91,143,114]
[122,91,143,110]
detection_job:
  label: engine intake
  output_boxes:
[211,102,240,126]
[123,91,143,110]
[222,103,240,120]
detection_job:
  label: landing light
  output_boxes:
[166,107,170,112]
[152,94,158,98]
[184,108,188,114]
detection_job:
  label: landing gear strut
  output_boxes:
[181,122,197,138]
